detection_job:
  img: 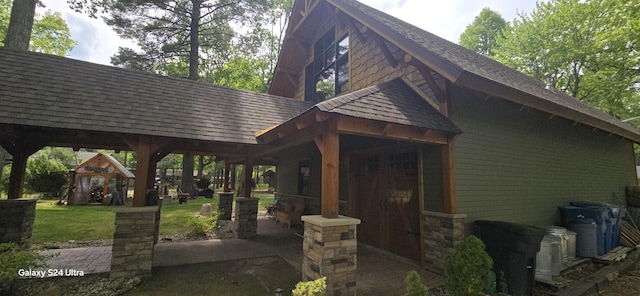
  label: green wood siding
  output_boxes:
[275,142,322,198]
[422,145,444,212]
[451,88,636,226]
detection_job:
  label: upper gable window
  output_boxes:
[304,27,349,102]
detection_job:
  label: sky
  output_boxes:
[37,0,538,66]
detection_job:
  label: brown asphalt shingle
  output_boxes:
[0,47,313,145]
[315,78,461,133]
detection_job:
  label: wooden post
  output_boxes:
[133,137,152,207]
[7,152,28,199]
[442,141,456,214]
[6,142,42,199]
[241,160,253,197]
[223,162,231,192]
[321,128,340,218]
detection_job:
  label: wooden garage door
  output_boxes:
[352,148,421,261]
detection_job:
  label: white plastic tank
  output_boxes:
[536,234,562,280]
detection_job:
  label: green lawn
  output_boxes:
[31,192,277,244]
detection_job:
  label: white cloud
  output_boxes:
[37,0,137,65]
[359,0,537,43]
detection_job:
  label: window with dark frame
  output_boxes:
[298,160,311,195]
[304,27,349,102]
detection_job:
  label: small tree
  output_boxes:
[405,270,429,296]
[445,235,493,296]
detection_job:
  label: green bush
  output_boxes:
[444,235,493,296]
[292,277,326,296]
[187,211,221,236]
[0,242,48,292]
[405,270,429,296]
[195,177,211,190]
[25,154,68,196]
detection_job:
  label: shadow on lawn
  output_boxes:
[125,256,301,296]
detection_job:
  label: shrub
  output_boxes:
[292,277,326,296]
[405,270,429,296]
[195,177,211,190]
[187,212,221,236]
[25,154,68,196]
[444,235,493,296]
[0,242,48,292]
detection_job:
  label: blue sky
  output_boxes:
[38,0,537,65]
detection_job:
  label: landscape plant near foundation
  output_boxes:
[405,270,429,296]
[444,235,493,296]
[292,277,326,296]
[187,211,222,237]
[0,242,48,293]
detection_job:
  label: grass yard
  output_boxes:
[31,191,277,244]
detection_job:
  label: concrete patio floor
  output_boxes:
[41,212,444,294]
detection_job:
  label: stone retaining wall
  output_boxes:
[423,211,467,275]
[0,199,36,244]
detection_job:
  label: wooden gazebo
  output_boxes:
[69,153,134,205]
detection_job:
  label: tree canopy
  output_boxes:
[103,0,291,92]
[0,0,75,55]
[489,0,640,119]
[459,7,508,56]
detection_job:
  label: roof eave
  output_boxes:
[456,72,640,144]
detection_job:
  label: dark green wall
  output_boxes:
[451,88,636,226]
[422,145,444,212]
[275,142,322,198]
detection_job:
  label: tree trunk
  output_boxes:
[4,0,37,50]
[181,152,194,196]
[197,155,204,179]
[189,0,201,81]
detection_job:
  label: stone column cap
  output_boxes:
[114,206,161,213]
[302,215,361,226]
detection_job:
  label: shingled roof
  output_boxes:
[329,0,640,143]
[314,78,461,134]
[0,48,313,145]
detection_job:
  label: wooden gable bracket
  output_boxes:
[374,33,399,68]
[406,55,447,103]
[401,76,440,111]
[278,67,300,88]
[293,0,323,34]
[337,11,366,44]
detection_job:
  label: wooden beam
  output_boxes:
[132,137,152,207]
[375,34,398,68]
[336,116,449,145]
[340,12,366,44]
[293,0,322,34]
[321,123,340,218]
[407,56,447,104]
[313,135,324,155]
[402,76,441,111]
[442,140,456,214]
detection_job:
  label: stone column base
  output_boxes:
[110,206,160,279]
[235,197,258,238]
[218,192,234,220]
[0,199,36,244]
[301,215,361,296]
[422,211,467,275]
